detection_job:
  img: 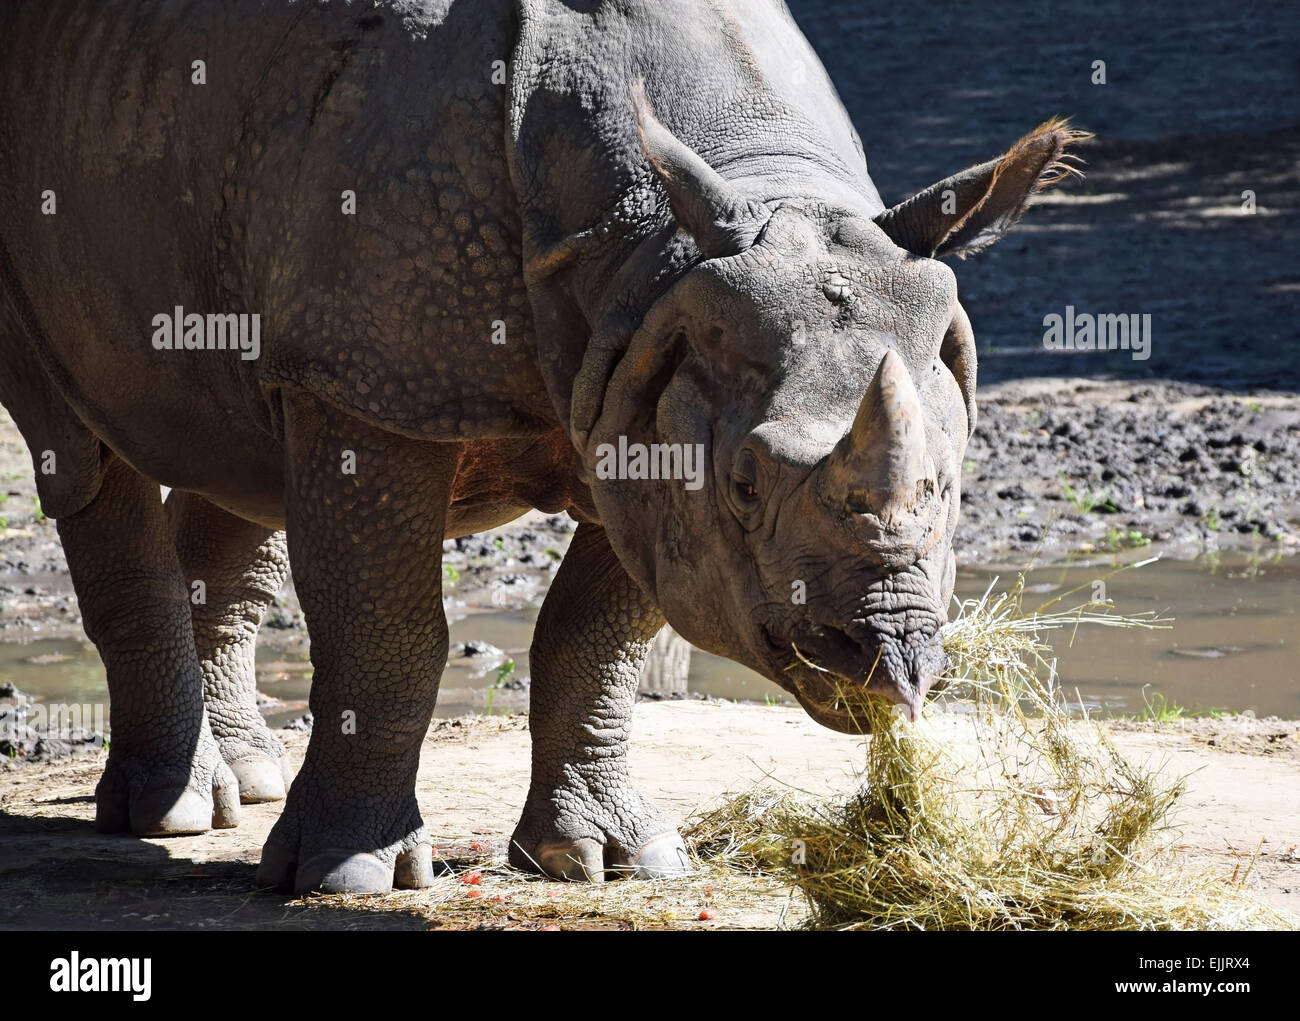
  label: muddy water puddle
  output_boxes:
[1,555,1296,729]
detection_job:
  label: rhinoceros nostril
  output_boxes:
[846,490,873,515]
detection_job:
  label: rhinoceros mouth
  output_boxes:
[760,620,945,732]
[792,688,885,734]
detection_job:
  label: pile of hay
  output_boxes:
[685,568,1292,931]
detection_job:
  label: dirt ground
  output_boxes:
[0,702,1294,929]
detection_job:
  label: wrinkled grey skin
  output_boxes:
[0,0,1081,892]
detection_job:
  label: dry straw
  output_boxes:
[686,561,1294,930]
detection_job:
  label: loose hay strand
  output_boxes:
[685,566,1294,931]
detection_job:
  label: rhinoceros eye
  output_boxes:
[731,449,763,518]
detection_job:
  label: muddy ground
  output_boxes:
[0,703,1295,930]
[4,380,1298,642]
[0,0,1297,928]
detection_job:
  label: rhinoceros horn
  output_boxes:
[824,350,935,524]
[631,81,770,259]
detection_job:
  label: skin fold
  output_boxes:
[0,0,1082,892]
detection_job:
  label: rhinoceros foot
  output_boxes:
[259,845,434,896]
[94,731,241,837]
[508,785,690,882]
[255,773,433,895]
[218,735,294,805]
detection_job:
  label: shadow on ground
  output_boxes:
[0,790,431,930]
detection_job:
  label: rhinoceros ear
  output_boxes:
[631,81,770,260]
[874,119,1090,259]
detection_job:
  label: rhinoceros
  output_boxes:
[0,0,1083,892]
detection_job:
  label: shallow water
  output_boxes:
[1,554,1296,729]
[663,553,1300,718]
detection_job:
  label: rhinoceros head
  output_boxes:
[583,94,1085,732]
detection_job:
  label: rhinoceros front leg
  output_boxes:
[55,455,240,835]
[256,394,455,895]
[509,523,689,881]
[166,491,292,804]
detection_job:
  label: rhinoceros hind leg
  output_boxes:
[508,524,689,882]
[53,455,239,836]
[166,490,292,804]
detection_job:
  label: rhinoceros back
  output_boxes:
[0,0,557,477]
